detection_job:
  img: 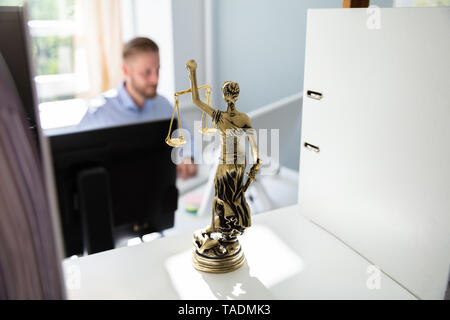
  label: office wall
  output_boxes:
[131,0,206,105]
[172,0,207,111]
[120,0,135,42]
[133,0,175,100]
[172,0,205,92]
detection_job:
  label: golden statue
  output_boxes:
[167,59,260,273]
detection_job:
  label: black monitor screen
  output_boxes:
[49,120,178,257]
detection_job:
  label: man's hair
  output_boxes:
[123,37,159,61]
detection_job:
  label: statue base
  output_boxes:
[192,229,246,273]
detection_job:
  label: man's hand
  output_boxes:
[177,157,198,180]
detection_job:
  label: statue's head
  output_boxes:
[222,81,240,103]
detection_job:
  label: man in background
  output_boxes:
[78,37,197,180]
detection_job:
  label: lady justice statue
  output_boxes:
[185,59,261,273]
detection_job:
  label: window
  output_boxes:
[0,0,78,102]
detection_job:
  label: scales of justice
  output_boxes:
[165,59,261,273]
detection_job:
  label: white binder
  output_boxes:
[300,7,450,299]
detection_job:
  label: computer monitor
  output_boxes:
[49,120,178,257]
[0,6,39,147]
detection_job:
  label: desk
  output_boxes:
[63,205,415,300]
[176,163,211,196]
[164,166,299,238]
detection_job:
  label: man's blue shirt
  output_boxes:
[77,82,193,158]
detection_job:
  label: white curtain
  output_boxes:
[74,0,123,99]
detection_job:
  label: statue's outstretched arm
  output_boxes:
[186,60,215,117]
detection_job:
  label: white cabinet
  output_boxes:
[300,7,450,299]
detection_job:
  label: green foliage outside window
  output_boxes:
[0,0,75,76]
[414,0,450,6]
[33,36,73,75]
[0,0,74,20]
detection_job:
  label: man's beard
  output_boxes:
[130,78,157,99]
